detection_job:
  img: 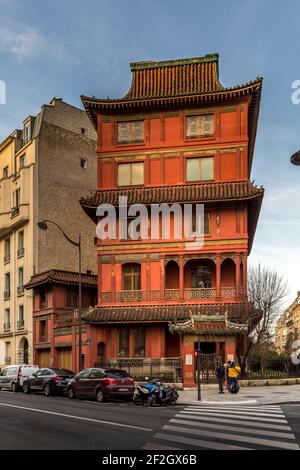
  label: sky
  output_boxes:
[0,0,299,309]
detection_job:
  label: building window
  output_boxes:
[122,263,141,290]
[80,158,87,169]
[17,267,24,295]
[40,320,48,342]
[18,305,24,330]
[4,238,10,263]
[19,156,26,169]
[5,342,11,364]
[18,231,24,257]
[67,289,78,308]
[186,114,214,139]
[191,209,210,235]
[117,162,144,186]
[3,166,8,178]
[81,127,86,135]
[4,309,10,331]
[13,188,21,208]
[186,157,214,182]
[117,329,129,357]
[24,123,31,143]
[133,328,146,357]
[40,289,47,309]
[4,273,10,299]
[117,120,144,144]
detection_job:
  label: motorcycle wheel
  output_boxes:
[133,395,144,406]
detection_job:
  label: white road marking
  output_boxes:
[178,413,291,430]
[163,424,299,450]
[142,443,182,450]
[186,407,286,418]
[0,402,153,432]
[181,410,287,423]
[153,432,252,450]
[170,418,296,439]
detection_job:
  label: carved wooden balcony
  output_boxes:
[184,288,216,300]
[116,290,146,302]
[165,289,180,301]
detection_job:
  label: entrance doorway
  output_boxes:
[194,342,224,383]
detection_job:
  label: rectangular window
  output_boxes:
[20,156,26,169]
[117,120,144,144]
[67,289,78,308]
[186,114,214,139]
[13,188,21,208]
[4,273,10,298]
[4,238,10,263]
[24,123,31,143]
[117,329,129,357]
[18,305,24,322]
[186,157,214,182]
[40,320,47,342]
[122,264,141,290]
[40,289,47,309]
[117,162,144,186]
[3,166,8,178]
[18,231,24,257]
[18,267,24,287]
[133,328,146,357]
[4,309,10,325]
[80,158,87,169]
[191,209,210,235]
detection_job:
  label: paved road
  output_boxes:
[0,390,300,450]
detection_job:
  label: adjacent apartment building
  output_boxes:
[275,292,300,354]
[0,98,97,367]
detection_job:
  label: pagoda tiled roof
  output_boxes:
[83,302,249,324]
[168,315,248,335]
[25,269,97,289]
[80,180,264,208]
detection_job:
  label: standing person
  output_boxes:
[227,362,241,393]
[225,360,232,392]
[216,364,226,394]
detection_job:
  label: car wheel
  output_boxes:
[44,383,52,397]
[23,383,30,394]
[11,382,18,393]
[96,388,105,403]
[67,387,76,399]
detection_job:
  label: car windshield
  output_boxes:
[104,370,130,379]
[51,369,74,376]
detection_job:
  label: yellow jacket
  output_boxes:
[227,365,241,378]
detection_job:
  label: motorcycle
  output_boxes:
[133,378,178,406]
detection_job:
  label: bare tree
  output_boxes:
[248,263,288,346]
[236,264,287,372]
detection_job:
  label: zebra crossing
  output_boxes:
[143,405,300,450]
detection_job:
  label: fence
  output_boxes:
[96,358,182,383]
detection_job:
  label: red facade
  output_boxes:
[79,54,263,385]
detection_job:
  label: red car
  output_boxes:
[66,368,135,402]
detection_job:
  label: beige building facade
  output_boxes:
[275,292,300,354]
[0,99,97,367]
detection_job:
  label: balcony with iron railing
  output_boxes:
[17,285,24,296]
[3,322,10,332]
[4,356,11,364]
[17,320,25,330]
[100,287,245,304]
[17,247,25,258]
[4,290,10,300]
[4,254,10,264]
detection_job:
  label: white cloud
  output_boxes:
[0,21,78,62]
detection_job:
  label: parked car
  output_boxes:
[23,368,75,396]
[67,368,135,402]
[0,364,39,392]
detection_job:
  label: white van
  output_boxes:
[0,364,39,392]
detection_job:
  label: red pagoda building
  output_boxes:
[80,53,264,386]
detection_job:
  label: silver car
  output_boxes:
[0,364,39,392]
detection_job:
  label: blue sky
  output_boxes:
[0,0,299,307]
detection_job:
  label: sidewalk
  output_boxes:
[178,384,300,406]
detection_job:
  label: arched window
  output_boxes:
[122,263,141,290]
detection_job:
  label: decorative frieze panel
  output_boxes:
[184,288,216,300]
[150,290,160,301]
[221,287,236,298]
[165,289,180,301]
[101,292,113,303]
[116,290,146,302]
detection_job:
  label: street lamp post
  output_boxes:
[37,219,83,371]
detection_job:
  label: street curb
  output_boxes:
[177,400,300,406]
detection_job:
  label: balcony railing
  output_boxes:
[4,356,11,364]
[17,285,24,295]
[17,247,25,258]
[221,287,236,298]
[40,335,48,343]
[4,290,10,300]
[165,289,180,301]
[116,290,146,302]
[11,206,20,218]
[4,254,10,264]
[4,322,10,332]
[101,291,113,303]
[17,320,25,330]
[184,288,216,300]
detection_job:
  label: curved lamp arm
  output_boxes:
[38,219,80,248]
